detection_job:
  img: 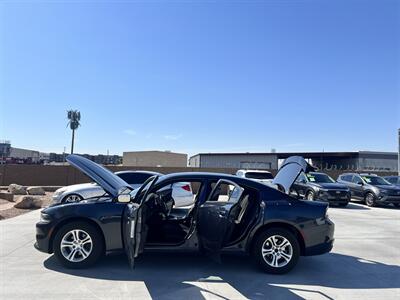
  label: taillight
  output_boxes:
[181,184,191,192]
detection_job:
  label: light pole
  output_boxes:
[398,128,400,175]
[67,110,81,154]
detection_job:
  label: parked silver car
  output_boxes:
[52,170,195,207]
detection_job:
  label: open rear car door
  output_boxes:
[272,156,316,194]
[122,175,158,269]
[197,179,245,256]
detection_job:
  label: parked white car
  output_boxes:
[236,169,274,184]
[52,171,194,207]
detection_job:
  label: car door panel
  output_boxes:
[122,202,141,269]
[197,201,235,251]
[196,180,244,254]
[122,175,159,269]
[352,176,364,199]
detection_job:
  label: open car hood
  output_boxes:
[272,156,316,194]
[66,154,131,198]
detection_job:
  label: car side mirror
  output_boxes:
[117,194,131,203]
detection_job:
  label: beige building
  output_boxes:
[123,151,188,167]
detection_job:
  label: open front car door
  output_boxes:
[122,175,158,269]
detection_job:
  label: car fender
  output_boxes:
[48,215,106,253]
[44,201,125,252]
[246,199,328,252]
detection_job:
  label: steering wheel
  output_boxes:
[156,190,175,216]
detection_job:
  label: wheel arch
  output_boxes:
[49,217,106,254]
[363,189,376,199]
[306,188,315,196]
[248,222,306,255]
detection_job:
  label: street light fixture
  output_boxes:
[67,110,81,154]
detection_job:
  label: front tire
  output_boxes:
[365,192,377,207]
[252,228,300,274]
[53,221,104,268]
[306,190,315,201]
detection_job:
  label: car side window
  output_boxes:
[154,181,201,207]
[296,173,307,183]
[386,177,396,184]
[208,182,243,203]
[352,175,362,184]
[341,175,352,182]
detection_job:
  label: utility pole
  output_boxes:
[67,110,81,154]
[398,128,400,175]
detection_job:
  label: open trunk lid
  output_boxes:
[272,156,315,194]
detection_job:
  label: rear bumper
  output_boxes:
[304,239,334,256]
[303,217,335,256]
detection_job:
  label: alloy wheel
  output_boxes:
[60,229,93,262]
[261,235,293,268]
[365,193,375,206]
[64,195,82,203]
[307,192,314,200]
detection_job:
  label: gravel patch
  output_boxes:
[0,192,53,220]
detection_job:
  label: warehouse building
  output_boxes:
[189,151,398,172]
[0,141,40,164]
[123,150,188,167]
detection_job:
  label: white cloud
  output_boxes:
[163,134,183,141]
[123,129,137,136]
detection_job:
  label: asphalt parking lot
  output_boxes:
[1,202,399,300]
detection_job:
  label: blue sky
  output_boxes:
[1,0,399,156]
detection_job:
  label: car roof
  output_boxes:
[238,169,272,173]
[157,172,269,189]
[115,170,162,176]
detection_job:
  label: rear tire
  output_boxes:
[53,221,104,269]
[252,228,300,274]
[365,192,377,207]
[393,203,400,208]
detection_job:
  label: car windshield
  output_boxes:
[307,173,335,183]
[362,176,390,186]
[245,172,273,180]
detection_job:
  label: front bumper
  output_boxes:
[35,221,54,254]
[316,191,350,204]
[377,195,400,204]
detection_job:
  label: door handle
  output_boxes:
[218,211,227,217]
